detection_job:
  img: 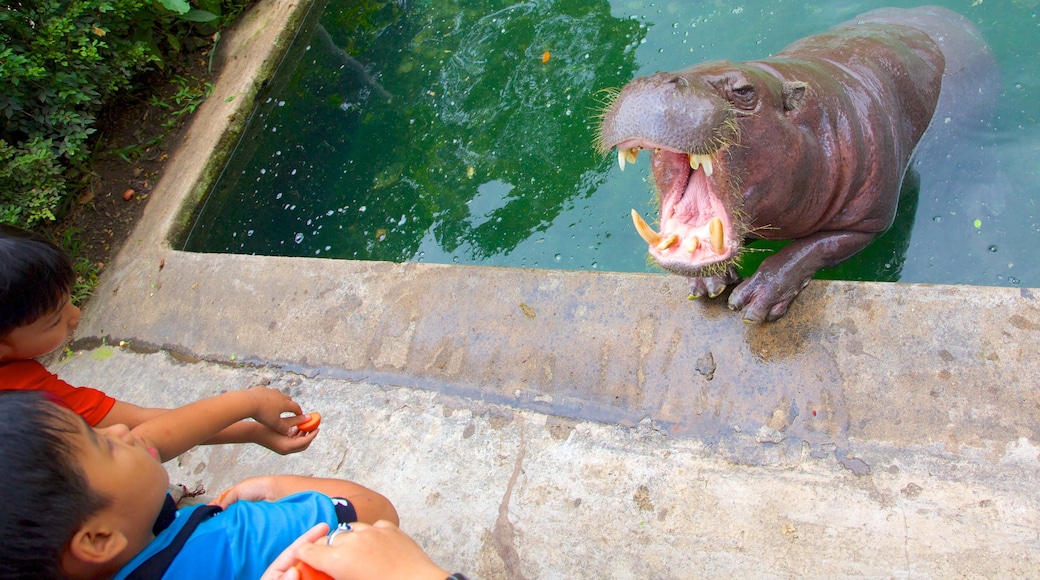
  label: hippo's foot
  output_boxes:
[727,267,813,324]
[687,265,741,300]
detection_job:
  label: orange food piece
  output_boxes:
[297,412,322,432]
[295,562,334,580]
[541,51,551,63]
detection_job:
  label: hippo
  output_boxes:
[598,6,996,322]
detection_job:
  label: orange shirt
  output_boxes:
[0,359,115,426]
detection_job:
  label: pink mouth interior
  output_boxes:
[623,144,736,269]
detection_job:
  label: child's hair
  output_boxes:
[0,224,75,339]
[0,391,110,579]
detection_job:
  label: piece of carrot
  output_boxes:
[296,412,322,432]
[295,561,334,580]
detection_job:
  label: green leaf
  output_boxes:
[197,0,222,16]
[179,9,219,22]
[157,0,190,14]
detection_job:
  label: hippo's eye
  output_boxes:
[732,85,754,100]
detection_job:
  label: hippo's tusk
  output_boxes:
[684,237,699,253]
[631,209,662,246]
[618,148,639,171]
[689,154,714,177]
[709,217,725,254]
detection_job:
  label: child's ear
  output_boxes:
[67,519,129,565]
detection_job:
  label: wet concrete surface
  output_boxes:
[50,0,1040,575]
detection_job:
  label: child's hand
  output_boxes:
[262,520,451,580]
[245,386,306,435]
[255,423,319,455]
[210,475,280,508]
[260,523,331,580]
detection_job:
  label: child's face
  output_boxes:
[0,294,80,361]
[61,406,170,547]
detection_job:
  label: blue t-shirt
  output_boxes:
[114,491,340,580]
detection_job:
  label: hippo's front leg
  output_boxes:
[727,231,878,323]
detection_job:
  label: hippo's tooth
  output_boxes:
[657,233,679,251]
[618,148,639,171]
[690,154,714,177]
[631,209,662,246]
[709,217,725,254]
[684,237,699,253]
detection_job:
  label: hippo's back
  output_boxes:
[858,7,1003,281]
[848,6,999,114]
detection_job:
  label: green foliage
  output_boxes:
[0,0,250,312]
[154,75,216,129]
[0,0,158,164]
[59,228,101,306]
[0,137,66,227]
[0,0,251,230]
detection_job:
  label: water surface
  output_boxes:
[183,0,1040,287]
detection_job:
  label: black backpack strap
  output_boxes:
[124,504,223,580]
[329,497,358,526]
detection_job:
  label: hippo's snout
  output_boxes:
[598,71,735,155]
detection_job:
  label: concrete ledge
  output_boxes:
[55,348,1040,577]
[77,248,1040,467]
[55,0,1040,575]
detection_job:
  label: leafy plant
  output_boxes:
[0,0,252,230]
[0,0,252,309]
[0,137,66,227]
[59,228,100,305]
[161,75,215,129]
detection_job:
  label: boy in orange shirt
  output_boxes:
[0,224,316,454]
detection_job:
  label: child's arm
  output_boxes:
[212,475,400,526]
[98,400,316,455]
[96,400,166,427]
[128,386,305,461]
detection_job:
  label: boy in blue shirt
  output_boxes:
[0,391,398,579]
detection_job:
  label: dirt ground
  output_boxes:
[49,55,214,291]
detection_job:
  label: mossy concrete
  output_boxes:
[52,0,1040,576]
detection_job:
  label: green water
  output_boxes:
[183,0,1040,287]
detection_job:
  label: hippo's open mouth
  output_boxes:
[615,141,739,277]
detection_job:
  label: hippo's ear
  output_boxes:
[782,81,807,112]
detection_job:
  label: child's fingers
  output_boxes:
[295,412,322,433]
[293,428,319,442]
[208,487,235,508]
[279,429,317,453]
[276,411,320,437]
[294,543,347,576]
[274,414,305,436]
[284,399,304,417]
[260,523,330,580]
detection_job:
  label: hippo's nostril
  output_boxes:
[670,77,689,88]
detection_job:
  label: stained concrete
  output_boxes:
[50,0,1040,576]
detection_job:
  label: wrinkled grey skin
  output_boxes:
[599,6,996,322]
